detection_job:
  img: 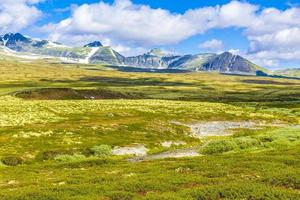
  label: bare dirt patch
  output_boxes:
[112,145,148,156]
[189,121,257,137]
[128,148,200,162]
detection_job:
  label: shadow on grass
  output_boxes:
[14,88,145,100]
[105,65,191,73]
[40,76,195,87]
[241,80,300,85]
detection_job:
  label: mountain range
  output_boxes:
[0,33,265,74]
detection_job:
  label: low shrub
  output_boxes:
[185,182,299,200]
[1,156,23,166]
[37,150,62,161]
[263,174,300,189]
[200,140,238,154]
[90,145,112,157]
[54,154,86,162]
[0,161,6,167]
[201,127,300,155]
[258,135,274,143]
[105,191,134,200]
[235,137,261,149]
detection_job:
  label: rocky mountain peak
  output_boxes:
[1,33,30,46]
[84,41,103,48]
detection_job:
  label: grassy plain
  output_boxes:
[0,57,299,199]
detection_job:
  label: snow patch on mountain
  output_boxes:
[3,37,9,46]
[79,47,100,64]
[47,41,70,48]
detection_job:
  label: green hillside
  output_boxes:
[275,68,300,78]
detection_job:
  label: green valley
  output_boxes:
[0,56,299,199]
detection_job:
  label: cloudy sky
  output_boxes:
[1,0,300,69]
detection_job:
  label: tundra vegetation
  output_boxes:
[0,56,299,199]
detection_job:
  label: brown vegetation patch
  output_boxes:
[14,88,145,100]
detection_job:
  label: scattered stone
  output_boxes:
[13,130,54,138]
[124,173,136,177]
[161,141,186,148]
[175,167,191,173]
[107,113,114,117]
[7,180,19,185]
[58,182,66,186]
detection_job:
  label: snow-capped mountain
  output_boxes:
[0,33,264,74]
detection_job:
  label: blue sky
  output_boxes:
[1,0,300,68]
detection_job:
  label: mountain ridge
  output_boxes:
[0,33,264,74]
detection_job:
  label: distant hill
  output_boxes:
[0,33,264,74]
[274,68,300,78]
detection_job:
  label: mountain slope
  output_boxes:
[89,47,125,65]
[201,52,259,73]
[123,50,261,74]
[274,68,300,78]
[0,33,265,74]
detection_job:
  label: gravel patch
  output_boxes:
[128,148,200,162]
[190,121,257,137]
[112,145,148,156]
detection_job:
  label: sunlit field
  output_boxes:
[0,58,300,199]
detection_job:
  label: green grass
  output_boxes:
[200,126,300,155]
[0,58,299,199]
[1,147,299,199]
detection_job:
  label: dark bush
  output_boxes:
[36,149,74,161]
[1,156,23,166]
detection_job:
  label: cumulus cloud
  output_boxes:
[43,0,259,55]
[45,0,258,45]
[44,0,198,47]
[0,0,42,33]
[243,7,300,67]
[199,39,224,52]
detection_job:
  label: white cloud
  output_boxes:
[0,0,42,33]
[45,0,198,46]
[44,0,259,55]
[217,1,258,27]
[199,39,224,51]
[228,49,241,55]
[244,7,300,67]
[46,0,260,47]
